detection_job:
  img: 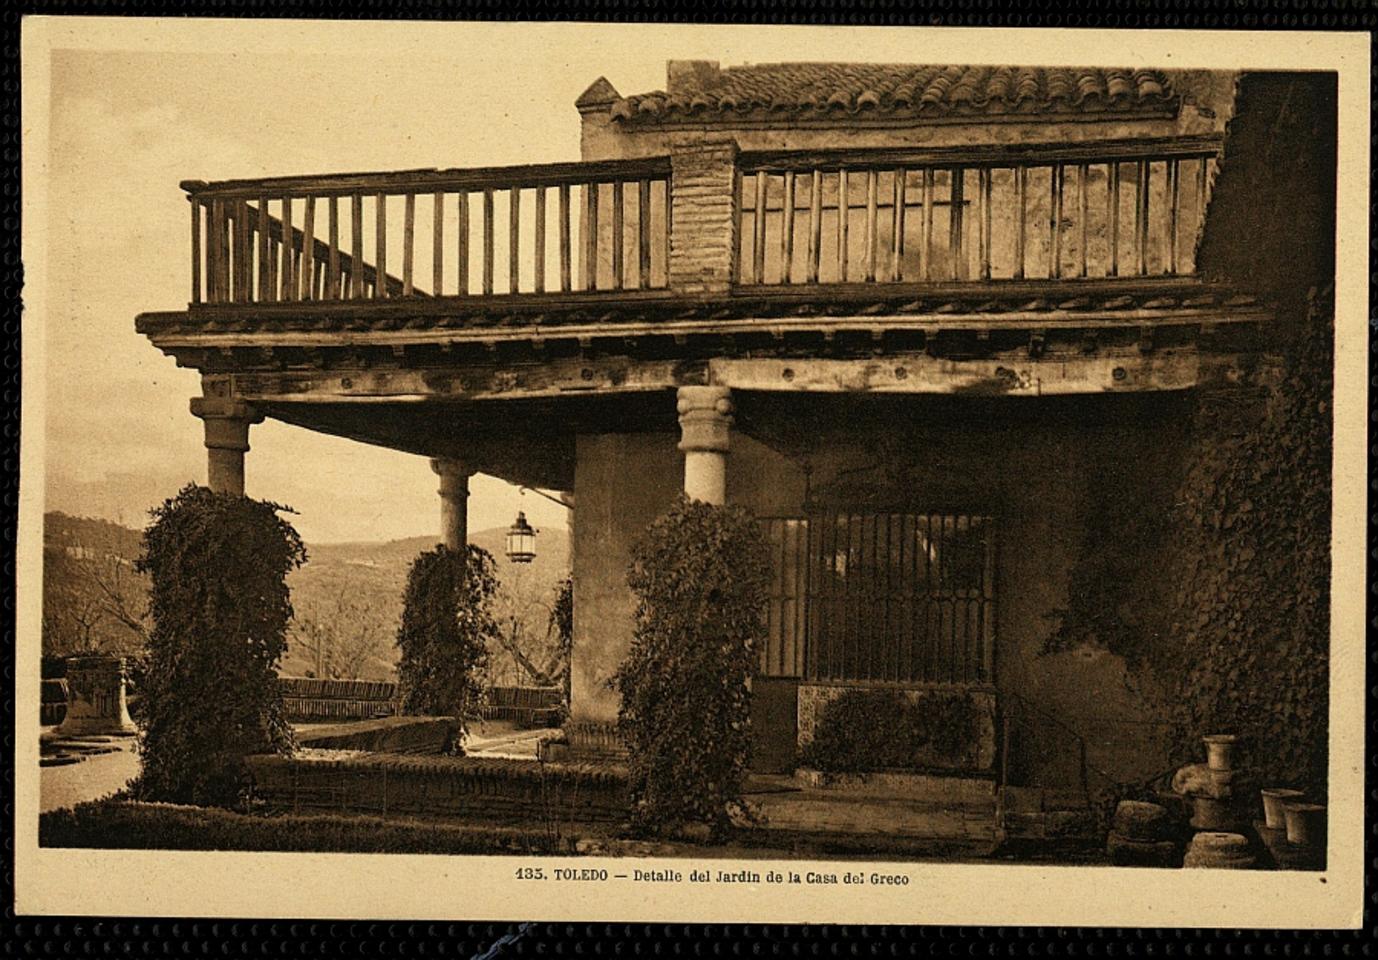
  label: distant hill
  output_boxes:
[41,512,570,684]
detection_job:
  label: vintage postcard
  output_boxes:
[15,19,1368,927]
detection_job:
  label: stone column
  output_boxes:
[189,396,264,497]
[676,385,733,505]
[430,458,473,551]
[668,136,740,294]
[57,655,137,736]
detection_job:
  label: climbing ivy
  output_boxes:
[614,497,770,838]
[395,545,496,742]
[1049,288,1333,791]
[132,485,305,806]
[1153,288,1333,789]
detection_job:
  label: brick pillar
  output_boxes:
[190,395,264,497]
[430,458,473,551]
[57,655,137,736]
[668,136,740,294]
[677,385,733,505]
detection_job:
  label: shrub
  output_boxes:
[799,688,983,774]
[395,545,495,739]
[613,496,770,837]
[132,485,305,806]
[39,797,577,855]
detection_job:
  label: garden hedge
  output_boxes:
[39,798,576,855]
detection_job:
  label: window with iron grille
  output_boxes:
[760,512,995,684]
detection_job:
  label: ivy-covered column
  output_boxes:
[430,457,473,551]
[676,385,733,505]
[189,394,264,497]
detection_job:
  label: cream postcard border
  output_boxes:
[15,19,1369,928]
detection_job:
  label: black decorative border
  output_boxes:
[3,1,1374,954]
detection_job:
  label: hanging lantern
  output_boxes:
[505,511,537,563]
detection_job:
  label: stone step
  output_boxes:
[753,789,996,842]
[999,809,1100,841]
[793,768,996,807]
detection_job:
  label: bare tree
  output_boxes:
[288,586,393,679]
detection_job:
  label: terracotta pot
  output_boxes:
[1260,788,1305,830]
[1282,802,1326,847]
[1202,734,1239,771]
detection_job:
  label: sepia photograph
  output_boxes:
[15,19,1368,927]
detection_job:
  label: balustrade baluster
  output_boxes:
[610,181,623,289]
[864,169,878,282]
[483,188,496,296]
[267,236,278,299]
[535,186,548,294]
[891,168,906,282]
[950,167,965,280]
[753,171,767,285]
[1197,156,1209,244]
[979,168,992,281]
[1109,163,1121,277]
[663,178,672,288]
[837,169,849,283]
[1050,165,1063,280]
[402,193,415,296]
[1013,167,1026,280]
[280,197,295,301]
[190,199,202,304]
[1168,159,1181,275]
[558,184,571,293]
[257,198,271,301]
[583,182,597,292]
[781,171,796,284]
[807,169,822,284]
[300,197,316,300]
[456,191,470,296]
[1078,163,1089,279]
[375,194,388,299]
[326,197,339,300]
[433,192,445,295]
[350,195,364,299]
[920,169,933,281]
[241,201,255,301]
[1136,160,1151,276]
[509,186,521,294]
[636,180,650,291]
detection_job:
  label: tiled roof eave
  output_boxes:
[610,96,1183,126]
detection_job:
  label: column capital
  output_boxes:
[190,397,263,452]
[429,456,474,479]
[677,385,733,454]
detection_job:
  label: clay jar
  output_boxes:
[1282,802,1326,847]
[1260,788,1305,830]
[1202,734,1239,772]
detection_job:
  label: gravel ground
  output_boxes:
[40,740,140,813]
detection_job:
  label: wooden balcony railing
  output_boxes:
[181,136,1223,312]
[734,137,1221,287]
[186,157,672,305]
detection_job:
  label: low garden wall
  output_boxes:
[278,677,400,723]
[797,684,997,774]
[294,716,458,755]
[39,798,576,854]
[246,754,628,823]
